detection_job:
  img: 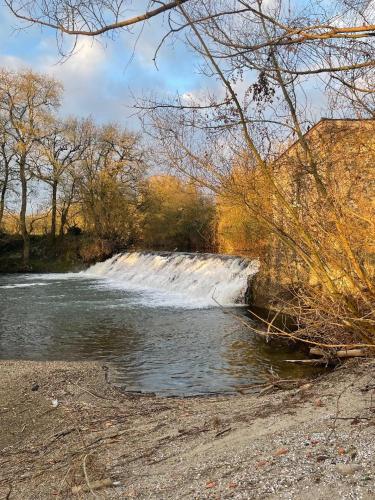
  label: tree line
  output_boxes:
[0,69,215,267]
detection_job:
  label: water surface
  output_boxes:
[0,272,312,395]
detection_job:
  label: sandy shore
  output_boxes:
[1,359,375,499]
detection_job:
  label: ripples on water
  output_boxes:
[0,272,315,395]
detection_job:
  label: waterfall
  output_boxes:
[83,252,259,308]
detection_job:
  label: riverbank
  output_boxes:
[0,233,118,273]
[1,360,375,499]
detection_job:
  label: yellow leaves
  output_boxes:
[142,174,214,250]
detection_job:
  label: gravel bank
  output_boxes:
[1,359,375,499]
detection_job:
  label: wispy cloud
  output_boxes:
[0,10,204,128]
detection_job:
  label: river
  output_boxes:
[0,252,312,395]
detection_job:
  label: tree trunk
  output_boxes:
[0,145,10,231]
[59,181,76,239]
[0,166,8,231]
[50,180,58,241]
[59,208,68,238]
[19,156,30,267]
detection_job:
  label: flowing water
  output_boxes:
[0,252,313,395]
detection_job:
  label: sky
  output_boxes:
[0,2,338,135]
[0,6,204,130]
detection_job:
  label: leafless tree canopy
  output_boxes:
[5,0,375,47]
[4,0,190,35]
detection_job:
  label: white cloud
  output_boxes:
[54,38,106,76]
[0,54,28,71]
[0,10,205,127]
[39,37,106,84]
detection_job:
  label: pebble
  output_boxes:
[298,383,313,392]
[273,447,289,457]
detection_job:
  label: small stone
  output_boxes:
[299,383,312,391]
[31,383,39,391]
[273,447,289,457]
[336,464,362,476]
[316,455,329,462]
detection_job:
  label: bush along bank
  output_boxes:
[0,232,121,273]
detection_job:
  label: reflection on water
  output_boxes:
[0,273,316,395]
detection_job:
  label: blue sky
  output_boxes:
[0,6,205,130]
[0,2,334,136]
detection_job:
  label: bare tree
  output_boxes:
[34,117,85,241]
[4,0,190,58]
[4,0,375,54]
[76,121,146,242]
[0,70,62,265]
[135,1,375,344]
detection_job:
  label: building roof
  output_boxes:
[277,117,375,161]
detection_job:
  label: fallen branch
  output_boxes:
[310,348,367,358]
[284,359,333,365]
[177,427,210,437]
[215,427,232,438]
[329,416,372,421]
[49,428,76,443]
[82,454,97,498]
[258,384,275,396]
[72,477,113,495]
[70,382,118,401]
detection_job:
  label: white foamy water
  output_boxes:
[82,252,259,308]
[0,282,51,289]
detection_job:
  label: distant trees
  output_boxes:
[216,157,270,258]
[141,175,215,251]
[0,68,216,267]
[0,69,148,265]
[76,122,146,244]
[35,117,84,242]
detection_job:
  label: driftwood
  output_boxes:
[284,359,333,365]
[215,427,232,438]
[72,478,113,495]
[309,348,366,358]
[285,347,367,365]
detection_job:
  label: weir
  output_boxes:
[83,252,259,308]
